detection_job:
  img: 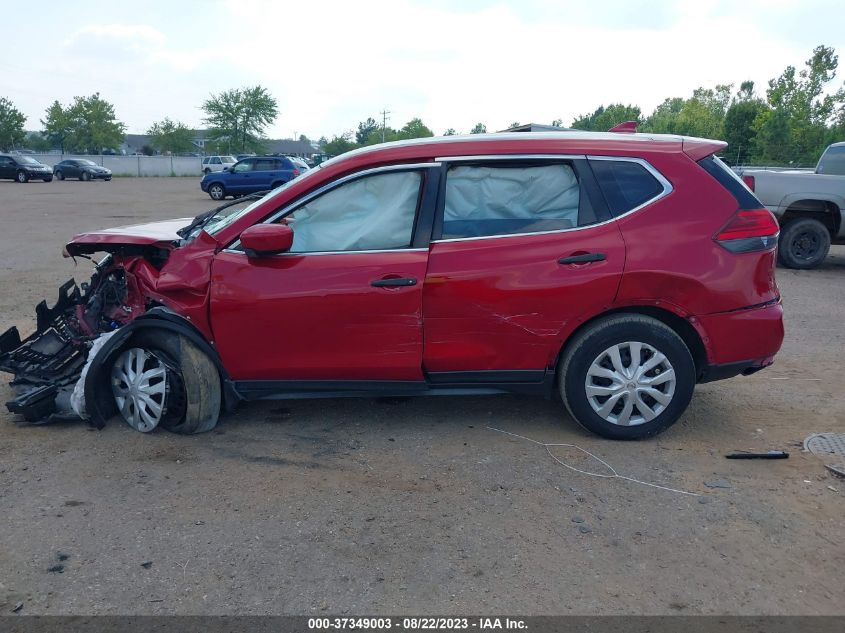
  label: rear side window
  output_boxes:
[254,159,275,171]
[442,163,595,239]
[697,155,761,210]
[590,159,665,216]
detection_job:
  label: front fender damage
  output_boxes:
[1,236,220,429]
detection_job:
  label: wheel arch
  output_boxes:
[83,307,240,428]
[779,198,842,238]
[552,306,709,387]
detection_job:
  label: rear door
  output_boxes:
[0,156,15,179]
[422,157,626,381]
[249,158,278,190]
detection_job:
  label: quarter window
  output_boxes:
[280,170,422,253]
[590,160,664,216]
[442,163,592,239]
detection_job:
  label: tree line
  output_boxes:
[570,45,845,165]
[0,86,282,155]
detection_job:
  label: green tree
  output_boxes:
[64,93,126,154]
[41,100,72,153]
[571,104,642,131]
[27,132,54,152]
[508,121,521,129]
[673,85,732,139]
[470,123,487,134]
[323,131,357,155]
[396,117,434,139]
[754,45,845,164]
[202,85,279,153]
[356,117,379,145]
[643,97,685,134]
[723,82,769,164]
[147,117,195,154]
[443,128,457,136]
[0,97,26,151]
[551,119,563,127]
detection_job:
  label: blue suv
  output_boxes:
[200,156,301,200]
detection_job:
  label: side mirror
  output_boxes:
[240,224,294,257]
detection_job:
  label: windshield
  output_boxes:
[17,156,39,165]
[222,156,237,163]
[191,163,326,238]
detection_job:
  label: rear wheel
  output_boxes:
[208,183,226,200]
[558,314,696,440]
[778,218,830,269]
[109,331,221,434]
[16,170,28,183]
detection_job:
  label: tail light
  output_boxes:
[742,175,755,191]
[293,169,300,177]
[714,209,779,253]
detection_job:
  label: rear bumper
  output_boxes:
[694,299,784,375]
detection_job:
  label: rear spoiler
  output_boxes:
[607,121,727,160]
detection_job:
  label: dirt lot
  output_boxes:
[0,178,843,615]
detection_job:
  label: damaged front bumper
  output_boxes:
[2,259,145,426]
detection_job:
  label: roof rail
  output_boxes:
[609,121,638,133]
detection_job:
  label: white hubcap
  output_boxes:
[111,348,167,432]
[585,341,676,426]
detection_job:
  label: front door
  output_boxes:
[210,165,438,382]
[422,159,626,377]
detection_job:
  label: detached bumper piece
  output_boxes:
[1,279,88,425]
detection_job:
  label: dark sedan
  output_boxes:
[53,159,112,182]
[0,154,53,182]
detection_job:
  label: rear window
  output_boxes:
[441,163,596,239]
[818,145,845,176]
[698,155,761,210]
[589,159,665,216]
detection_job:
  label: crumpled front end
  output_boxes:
[1,259,151,425]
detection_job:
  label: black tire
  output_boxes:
[16,170,28,183]
[203,168,211,175]
[43,177,53,182]
[558,314,696,440]
[105,177,112,181]
[55,170,65,181]
[81,171,91,182]
[777,218,830,269]
[208,183,226,200]
[114,330,221,434]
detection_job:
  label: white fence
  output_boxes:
[30,154,204,177]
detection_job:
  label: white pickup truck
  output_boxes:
[735,142,845,268]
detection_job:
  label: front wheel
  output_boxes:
[109,331,221,434]
[558,314,696,440]
[208,183,226,200]
[55,170,65,181]
[81,171,91,182]
[778,218,830,269]
[16,170,28,183]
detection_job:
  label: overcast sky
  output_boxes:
[3,0,844,139]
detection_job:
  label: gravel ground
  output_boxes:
[0,178,843,615]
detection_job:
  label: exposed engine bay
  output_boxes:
[0,255,162,425]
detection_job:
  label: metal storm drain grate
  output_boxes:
[804,433,845,459]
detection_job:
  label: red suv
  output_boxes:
[1,132,784,439]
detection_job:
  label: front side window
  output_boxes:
[279,170,422,253]
[590,159,664,216]
[233,160,254,173]
[442,163,588,239]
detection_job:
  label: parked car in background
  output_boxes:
[288,156,311,172]
[201,155,237,174]
[200,155,302,200]
[735,142,845,269]
[236,153,256,161]
[3,132,784,440]
[53,159,113,182]
[0,154,53,182]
